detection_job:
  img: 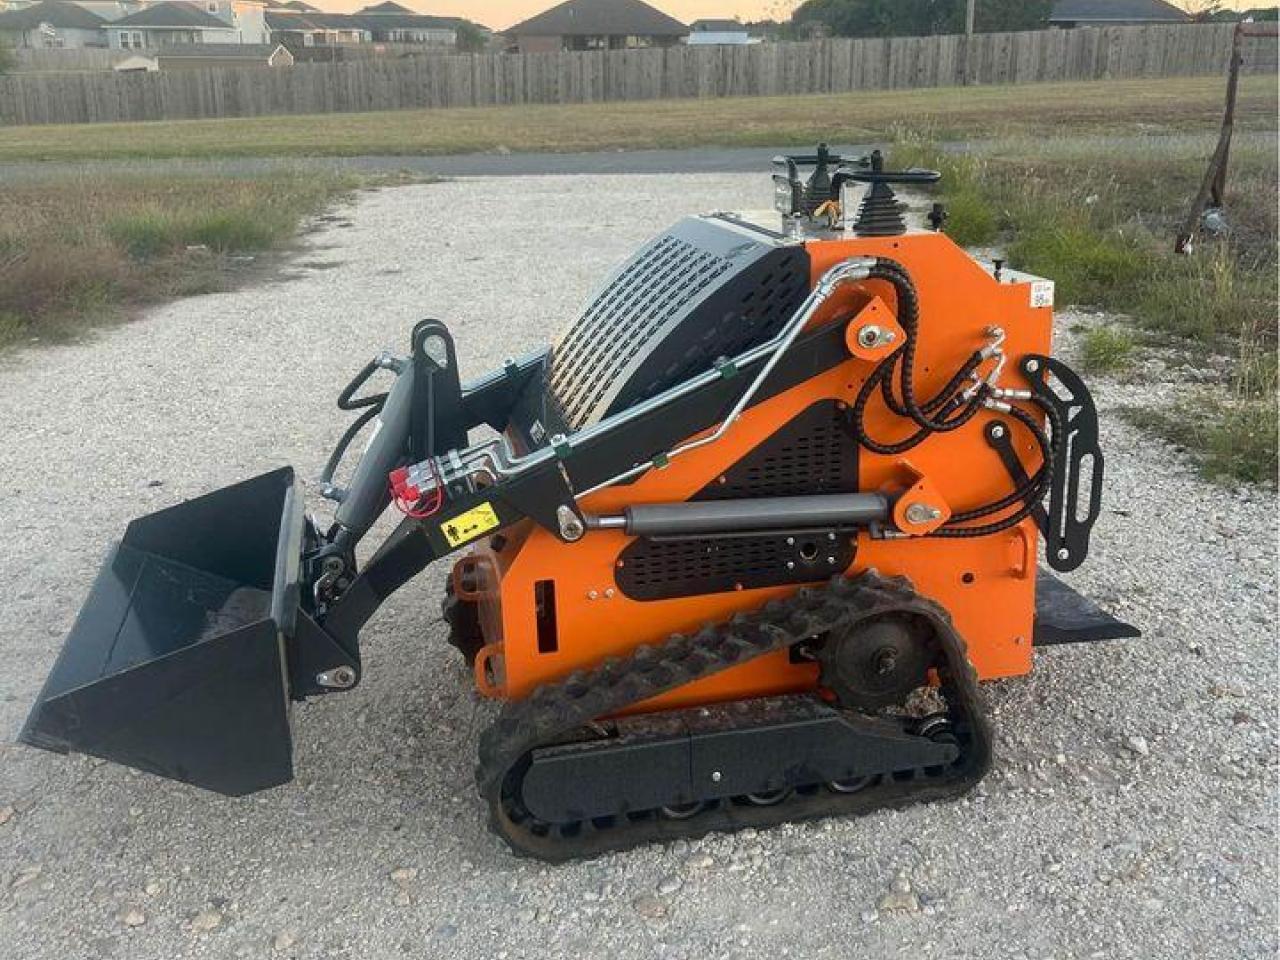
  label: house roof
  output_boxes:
[156,42,285,57]
[357,1,414,13]
[1048,0,1191,23]
[690,18,744,32]
[276,0,320,10]
[267,6,464,32]
[266,10,367,31]
[0,0,104,31]
[110,2,235,29]
[505,0,687,37]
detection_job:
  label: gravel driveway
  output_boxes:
[1,174,1275,960]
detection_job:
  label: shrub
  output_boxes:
[1081,325,1135,373]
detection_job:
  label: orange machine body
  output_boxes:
[462,230,1052,712]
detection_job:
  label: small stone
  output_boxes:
[121,909,147,928]
[144,880,163,896]
[878,875,920,914]
[1054,753,1067,766]
[11,866,41,889]
[878,889,921,914]
[671,839,690,856]
[189,908,223,934]
[656,874,683,896]
[0,806,14,826]
[1125,736,1150,757]
[272,928,299,952]
[394,892,411,907]
[389,867,418,883]
[860,908,879,924]
[516,908,536,923]
[686,854,714,870]
[633,895,668,919]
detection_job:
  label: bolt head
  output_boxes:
[587,589,599,600]
[1025,359,1040,372]
[904,502,942,524]
[991,424,1006,439]
[1057,547,1070,560]
[857,325,883,348]
[711,771,722,783]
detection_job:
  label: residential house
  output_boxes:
[354,1,463,46]
[266,8,370,48]
[105,3,237,49]
[266,1,471,51]
[0,0,104,48]
[686,17,755,45]
[113,39,291,67]
[1048,0,1191,28]
[504,0,687,54]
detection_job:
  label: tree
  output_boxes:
[789,0,1050,38]
[455,21,488,53]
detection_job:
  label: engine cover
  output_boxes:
[545,215,810,431]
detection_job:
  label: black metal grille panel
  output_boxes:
[545,216,809,431]
[699,401,857,501]
[616,401,860,601]
[617,535,855,601]
[549,235,730,428]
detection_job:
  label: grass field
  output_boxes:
[0,171,366,348]
[0,76,1275,162]
[895,132,1277,484]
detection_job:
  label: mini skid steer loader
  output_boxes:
[22,147,1137,859]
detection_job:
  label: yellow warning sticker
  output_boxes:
[441,502,500,547]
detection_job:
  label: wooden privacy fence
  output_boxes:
[0,23,1274,126]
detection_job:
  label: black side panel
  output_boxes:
[1033,570,1140,646]
[696,400,859,500]
[545,215,810,431]
[617,532,855,600]
[617,400,859,601]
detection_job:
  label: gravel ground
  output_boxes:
[0,173,1275,960]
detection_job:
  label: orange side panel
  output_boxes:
[472,231,1052,710]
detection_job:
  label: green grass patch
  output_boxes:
[1081,326,1135,374]
[1122,399,1277,486]
[0,170,363,349]
[0,76,1272,162]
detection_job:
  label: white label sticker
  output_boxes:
[1030,280,1055,309]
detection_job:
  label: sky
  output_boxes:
[329,1,1267,33]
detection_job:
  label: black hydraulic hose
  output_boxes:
[868,259,975,435]
[931,400,1059,538]
[844,256,1062,539]
[319,404,382,487]
[337,358,390,410]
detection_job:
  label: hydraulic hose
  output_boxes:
[847,257,1058,538]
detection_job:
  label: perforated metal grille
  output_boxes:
[617,535,854,601]
[543,218,809,432]
[615,402,860,601]
[548,235,732,429]
[633,253,807,408]
[700,401,857,500]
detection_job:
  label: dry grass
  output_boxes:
[0,171,360,348]
[892,132,1277,484]
[0,76,1273,162]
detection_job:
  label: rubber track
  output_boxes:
[475,570,992,860]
